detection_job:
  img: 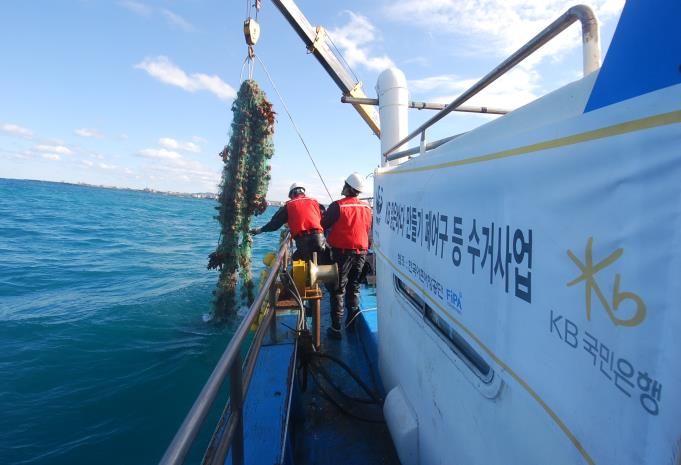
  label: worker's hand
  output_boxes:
[249,227,262,235]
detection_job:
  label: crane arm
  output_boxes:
[269,0,381,137]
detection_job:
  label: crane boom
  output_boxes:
[269,0,381,137]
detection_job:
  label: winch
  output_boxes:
[290,252,338,348]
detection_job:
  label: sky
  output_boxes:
[0,0,625,201]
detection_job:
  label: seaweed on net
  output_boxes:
[207,80,275,318]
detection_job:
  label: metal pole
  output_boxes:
[212,296,276,465]
[313,298,321,349]
[242,307,275,395]
[277,337,298,464]
[385,134,464,162]
[270,0,381,136]
[268,285,278,343]
[341,96,509,115]
[229,357,244,465]
[158,237,289,465]
[209,414,239,465]
[382,4,600,158]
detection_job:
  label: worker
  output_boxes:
[250,182,326,261]
[322,172,372,339]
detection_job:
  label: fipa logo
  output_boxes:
[566,237,646,327]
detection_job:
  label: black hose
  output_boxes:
[306,351,383,404]
[280,270,306,331]
[312,360,378,405]
[307,364,385,424]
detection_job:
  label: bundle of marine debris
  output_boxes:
[208,79,275,318]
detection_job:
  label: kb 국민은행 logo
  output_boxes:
[566,237,646,327]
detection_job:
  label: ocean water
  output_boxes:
[0,179,278,465]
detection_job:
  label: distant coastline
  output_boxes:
[0,177,286,205]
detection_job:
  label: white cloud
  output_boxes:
[135,140,219,190]
[468,67,540,109]
[329,12,394,72]
[41,153,61,161]
[34,144,73,156]
[409,68,539,109]
[385,0,623,60]
[98,163,117,170]
[1,123,33,139]
[161,9,193,31]
[118,0,151,16]
[191,135,207,144]
[0,148,30,160]
[408,75,476,94]
[141,155,220,189]
[138,148,183,160]
[75,128,104,138]
[119,2,194,32]
[396,1,624,110]
[135,56,236,101]
[159,137,201,153]
[81,159,94,167]
[267,172,340,203]
[193,74,236,100]
[118,133,129,140]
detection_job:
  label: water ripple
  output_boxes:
[0,179,278,465]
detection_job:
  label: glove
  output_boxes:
[249,227,262,235]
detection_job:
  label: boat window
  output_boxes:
[423,305,492,380]
[393,275,493,383]
[394,275,425,314]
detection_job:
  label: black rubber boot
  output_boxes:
[326,326,342,340]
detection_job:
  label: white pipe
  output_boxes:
[376,68,408,167]
[382,5,602,158]
[573,5,601,75]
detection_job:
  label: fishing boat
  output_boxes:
[159,0,681,464]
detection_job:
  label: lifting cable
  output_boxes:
[254,54,334,203]
[241,0,333,202]
[238,1,381,423]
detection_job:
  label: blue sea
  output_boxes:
[0,178,278,465]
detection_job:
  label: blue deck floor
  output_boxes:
[224,333,297,465]
[290,287,399,465]
[226,286,399,465]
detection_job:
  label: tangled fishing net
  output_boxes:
[208,80,275,317]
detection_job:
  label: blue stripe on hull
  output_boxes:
[585,0,681,112]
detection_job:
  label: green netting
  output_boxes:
[207,80,275,317]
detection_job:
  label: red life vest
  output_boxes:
[327,197,372,251]
[286,195,322,237]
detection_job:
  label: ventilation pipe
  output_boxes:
[376,68,408,167]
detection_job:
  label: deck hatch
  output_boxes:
[394,275,493,383]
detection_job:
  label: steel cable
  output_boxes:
[254,53,334,202]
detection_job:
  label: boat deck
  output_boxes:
[290,287,399,465]
[225,285,399,465]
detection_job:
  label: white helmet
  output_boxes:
[344,172,365,193]
[288,182,305,197]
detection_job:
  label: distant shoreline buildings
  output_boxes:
[2,177,287,204]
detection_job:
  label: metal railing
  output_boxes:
[385,134,465,162]
[159,235,291,465]
[341,96,510,115]
[383,4,600,162]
